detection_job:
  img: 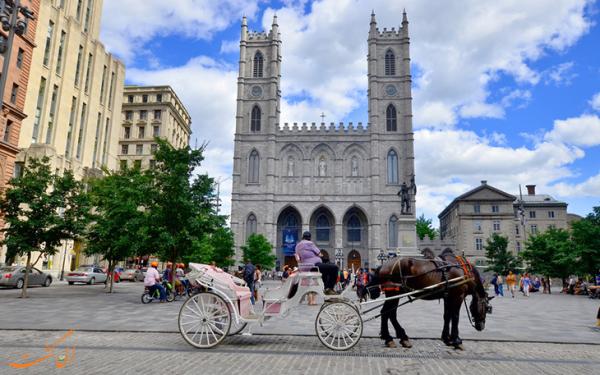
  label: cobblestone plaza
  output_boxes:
[1,281,598,374]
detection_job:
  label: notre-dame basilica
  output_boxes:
[230,11,418,269]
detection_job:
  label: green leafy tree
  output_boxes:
[241,233,275,269]
[209,227,235,267]
[143,139,221,281]
[85,167,152,292]
[570,206,600,276]
[416,214,437,240]
[484,233,519,274]
[0,157,90,298]
[521,228,574,290]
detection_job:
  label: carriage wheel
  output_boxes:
[228,319,248,336]
[178,292,231,348]
[315,301,362,351]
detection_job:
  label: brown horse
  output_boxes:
[372,249,493,349]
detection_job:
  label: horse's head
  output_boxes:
[470,291,494,331]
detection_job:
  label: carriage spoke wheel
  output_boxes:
[178,292,231,348]
[228,318,248,336]
[315,301,362,351]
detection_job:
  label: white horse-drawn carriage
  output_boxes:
[178,262,474,351]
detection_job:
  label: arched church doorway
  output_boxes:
[347,250,361,272]
[343,206,368,268]
[277,206,302,267]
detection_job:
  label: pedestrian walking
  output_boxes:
[491,274,499,296]
[522,273,531,297]
[497,274,504,297]
[506,271,517,298]
[243,259,256,306]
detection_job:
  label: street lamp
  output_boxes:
[377,250,388,265]
[0,0,35,111]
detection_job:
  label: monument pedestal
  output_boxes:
[396,217,421,258]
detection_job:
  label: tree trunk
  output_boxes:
[546,275,552,294]
[21,252,31,298]
[108,260,114,293]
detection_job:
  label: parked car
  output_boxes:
[119,268,144,282]
[65,266,107,285]
[0,266,53,289]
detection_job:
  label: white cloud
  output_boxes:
[100,0,260,63]
[543,62,577,86]
[590,92,600,112]
[544,114,600,147]
[220,39,239,54]
[553,173,600,197]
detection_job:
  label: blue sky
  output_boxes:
[100,0,600,223]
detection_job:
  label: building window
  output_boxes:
[76,0,83,20]
[45,85,59,144]
[530,224,538,235]
[246,214,257,237]
[387,149,398,184]
[123,127,131,139]
[125,110,133,121]
[138,126,145,138]
[84,53,93,93]
[13,162,24,178]
[529,211,536,219]
[149,159,156,169]
[475,238,483,251]
[76,103,87,159]
[65,96,77,157]
[140,110,147,120]
[153,126,160,137]
[516,241,521,252]
[102,118,110,165]
[16,48,24,69]
[108,72,115,107]
[56,31,66,74]
[474,221,482,232]
[493,220,501,232]
[315,215,331,242]
[474,204,480,213]
[142,94,148,103]
[347,215,362,243]
[150,144,158,153]
[128,95,134,103]
[156,94,162,102]
[121,144,128,155]
[3,120,12,143]
[43,21,54,66]
[154,110,161,120]
[389,215,398,248]
[386,104,397,131]
[133,160,141,168]
[100,65,107,103]
[515,225,520,236]
[385,49,395,76]
[32,78,47,143]
[548,211,555,218]
[83,0,92,33]
[253,51,263,78]
[10,84,18,104]
[136,144,143,155]
[250,105,261,132]
[74,45,83,86]
[92,112,102,167]
[492,205,499,213]
[248,150,259,183]
[120,160,127,170]
[548,224,556,230]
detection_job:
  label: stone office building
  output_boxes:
[230,12,418,270]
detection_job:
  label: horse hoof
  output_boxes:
[385,341,397,348]
[400,339,413,348]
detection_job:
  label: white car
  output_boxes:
[65,266,107,285]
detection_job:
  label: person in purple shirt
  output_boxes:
[295,231,339,295]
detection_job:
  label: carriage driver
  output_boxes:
[295,231,339,295]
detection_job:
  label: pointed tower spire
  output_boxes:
[401,9,409,36]
[272,13,278,26]
[241,15,248,41]
[271,13,279,39]
[370,9,377,25]
[402,8,408,24]
[369,10,377,37]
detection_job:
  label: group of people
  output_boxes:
[143,261,188,302]
[491,271,548,298]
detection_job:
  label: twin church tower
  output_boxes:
[230,11,418,269]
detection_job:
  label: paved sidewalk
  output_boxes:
[1,280,598,344]
[0,330,598,375]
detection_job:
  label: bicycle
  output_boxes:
[141,281,175,303]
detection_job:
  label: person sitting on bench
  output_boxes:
[295,231,339,295]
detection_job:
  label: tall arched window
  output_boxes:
[387,150,398,184]
[253,51,264,78]
[251,105,261,132]
[246,214,257,238]
[316,214,330,242]
[248,150,259,183]
[347,215,362,243]
[385,49,395,76]
[386,104,397,131]
[388,215,398,248]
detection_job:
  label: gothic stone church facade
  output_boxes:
[230,12,418,269]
